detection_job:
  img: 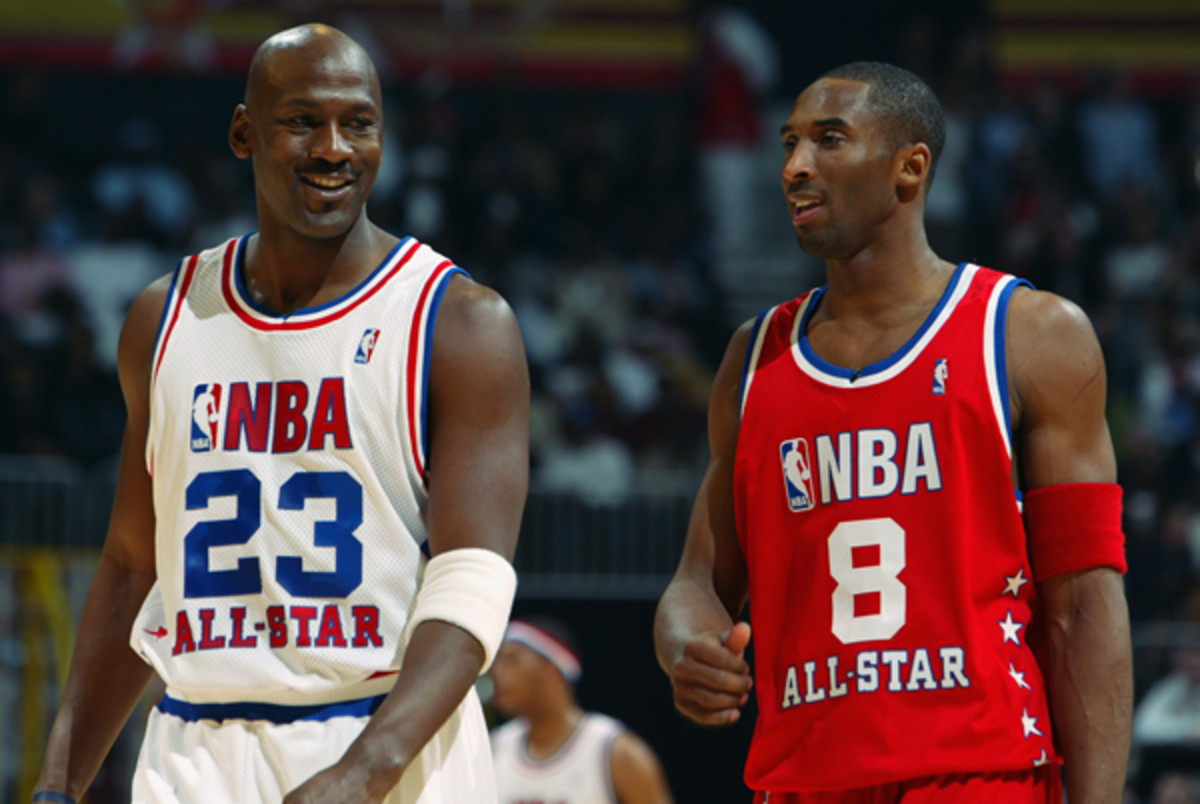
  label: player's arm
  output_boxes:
[610,730,674,804]
[35,277,170,800]
[286,275,529,804]
[1009,288,1132,803]
[653,322,753,727]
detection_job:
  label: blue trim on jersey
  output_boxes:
[150,257,186,357]
[798,262,969,380]
[738,307,772,418]
[232,234,411,318]
[993,277,1034,449]
[32,793,77,804]
[417,267,470,469]
[156,693,386,724]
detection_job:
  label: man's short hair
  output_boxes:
[820,61,946,187]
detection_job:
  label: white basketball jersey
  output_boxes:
[492,713,624,804]
[132,234,462,706]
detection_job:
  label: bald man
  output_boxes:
[35,24,529,804]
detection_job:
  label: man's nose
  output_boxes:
[782,142,815,184]
[310,121,352,164]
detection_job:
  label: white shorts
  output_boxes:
[131,687,497,803]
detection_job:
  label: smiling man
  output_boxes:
[655,62,1132,802]
[35,24,529,804]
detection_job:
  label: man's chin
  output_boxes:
[796,232,839,260]
[294,209,364,240]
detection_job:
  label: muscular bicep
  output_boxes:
[1009,289,1117,489]
[424,275,530,559]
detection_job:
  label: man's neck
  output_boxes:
[243,218,395,315]
[801,234,959,371]
[819,236,953,328]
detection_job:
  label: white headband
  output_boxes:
[504,620,582,683]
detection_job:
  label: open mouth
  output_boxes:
[300,174,355,191]
[792,198,824,223]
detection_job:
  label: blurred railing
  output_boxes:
[0,455,118,548]
[0,454,690,598]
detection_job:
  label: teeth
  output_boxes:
[306,176,350,189]
[795,200,818,211]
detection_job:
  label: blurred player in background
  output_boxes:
[490,617,674,804]
[655,61,1131,802]
[35,22,529,804]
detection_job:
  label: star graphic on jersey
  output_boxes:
[999,610,1025,646]
[1032,748,1050,767]
[1008,661,1032,690]
[1021,708,1044,738]
[1003,568,1029,598]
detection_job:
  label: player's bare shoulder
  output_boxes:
[437,274,520,337]
[431,274,527,380]
[1006,286,1107,422]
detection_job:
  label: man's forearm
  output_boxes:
[654,574,735,674]
[37,554,156,797]
[335,619,486,796]
[1044,570,1132,802]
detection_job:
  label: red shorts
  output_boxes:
[753,767,1062,804]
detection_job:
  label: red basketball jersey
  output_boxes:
[734,264,1056,792]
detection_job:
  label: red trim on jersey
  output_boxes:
[221,238,423,331]
[153,253,200,381]
[366,670,399,680]
[405,260,456,481]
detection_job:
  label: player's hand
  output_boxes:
[283,760,394,804]
[668,621,752,726]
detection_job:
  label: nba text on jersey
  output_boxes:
[779,423,942,513]
[190,379,352,453]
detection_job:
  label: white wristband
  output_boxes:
[408,548,517,673]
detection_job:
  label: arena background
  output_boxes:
[2,0,1200,801]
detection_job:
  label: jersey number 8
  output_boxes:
[828,517,906,644]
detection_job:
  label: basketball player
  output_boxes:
[490,618,674,804]
[654,62,1132,802]
[35,24,529,804]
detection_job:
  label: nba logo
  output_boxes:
[780,438,816,512]
[191,383,222,452]
[355,328,380,364]
[933,358,948,395]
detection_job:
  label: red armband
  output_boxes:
[1024,482,1127,582]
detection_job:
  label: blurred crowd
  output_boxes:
[3,10,1200,799]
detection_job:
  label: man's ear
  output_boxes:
[896,142,931,203]
[229,104,252,159]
